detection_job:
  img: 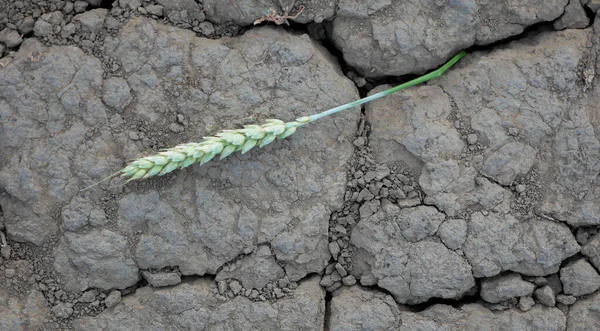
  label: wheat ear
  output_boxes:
[83,51,466,189]
[121,117,309,182]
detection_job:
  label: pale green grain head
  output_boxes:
[119,117,308,182]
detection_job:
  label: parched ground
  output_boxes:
[1,0,600,330]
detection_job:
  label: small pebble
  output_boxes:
[229,280,242,295]
[18,17,35,35]
[52,303,74,319]
[519,296,535,311]
[328,242,340,260]
[534,286,555,307]
[467,134,478,145]
[331,271,342,282]
[169,123,184,133]
[63,2,74,13]
[249,289,259,299]
[556,294,576,305]
[278,278,290,288]
[353,137,366,147]
[325,263,336,275]
[105,290,121,308]
[396,174,410,184]
[217,280,228,295]
[532,277,547,286]
[320,275,334,288]
[198,21,215,36]
[79,290,98,303]
[5,268,16,278]
[354,77,367,87]
[274,288,284,298]
[402,185,414,192]
[326,282,342,292]
[334,225,347,235]
[0,28,23,48]
[73,1,88,13]
[335,263,347,277]
[342,275,356,286]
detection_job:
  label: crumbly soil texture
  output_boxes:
[2,0,600,330]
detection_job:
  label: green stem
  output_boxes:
[307,50,467,122]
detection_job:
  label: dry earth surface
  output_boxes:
[1,0,600,330]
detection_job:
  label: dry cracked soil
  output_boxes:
[1,0,600,330]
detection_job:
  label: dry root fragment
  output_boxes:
[0,58,12,67]
[29,51,44,61]
[254,5,305,26]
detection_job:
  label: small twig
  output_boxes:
[254,5,305,26]
[537,213,557,222]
